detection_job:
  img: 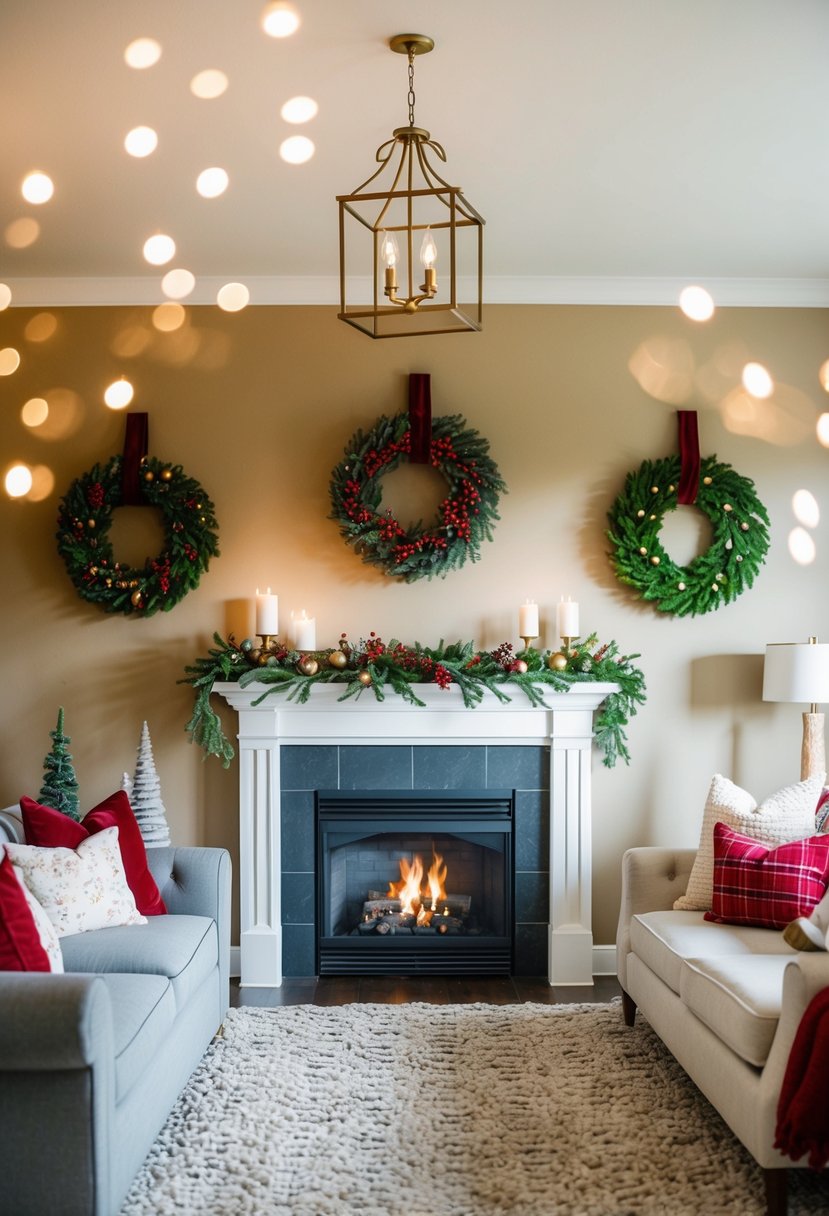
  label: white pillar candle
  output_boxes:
[557,596,579,639]
[294,610,316,651]
[518,599,539,638]
[255,587,278,636]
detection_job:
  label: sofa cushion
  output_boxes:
[98,973,176,1102]
[680,956,792,1067]
[674,773,825,912]
[629,910,795,994]
[706,822,829,929]
[60,914,217,1010]
[21,791,167,916]
[4,828,147,937]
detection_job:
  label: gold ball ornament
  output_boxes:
[328,649,348,669]
[741,522,749,531]
[257,653,271,666]
[514,658,528,674]
[703,475,713,485]
[639,546,648,555]
[298,656,319,677]
[668,484,675,493]
[87,519,96,529]
[358,670,373,686]
[723,503,733,513]
[143,470,154,483]
[650,556,660,565]
[130,589,143,607]
[636,509,645,518]
[547,652,568,671]
[651,486,659,494]
[249,648,262,663]
[678,581,686,591]
[160,468,173,482]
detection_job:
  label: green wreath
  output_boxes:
[56,455,219,616]
[330,412,506,582]
[607,454,769,616]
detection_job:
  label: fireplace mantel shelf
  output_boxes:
[216,681,620,989]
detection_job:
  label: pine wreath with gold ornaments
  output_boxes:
[607,454,769,616]
[329,412,506,582]
[56,455,219,616]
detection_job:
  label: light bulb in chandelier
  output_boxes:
[380,230,399,292]
[420,227,437,296]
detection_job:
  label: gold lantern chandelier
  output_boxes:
[337,34,485,339]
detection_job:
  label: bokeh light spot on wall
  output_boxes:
[5,217,40,249]
[628,336,695,404]
[279,135,314,164]
[281,95,318,124]
[678,285,715,322]
[24,312,58,343]
[792,489,820,529]
[217,282,250,312]
[21,172,54,205]
[196,168,229,198]
[0,348,21,376]
[819,361,829,393]
[817,414,829,447]
[143,234,176,265]
[741,362,774,399]
[0,284,11,310]
[788,527,816,566]
[190,69,228,99]
[34,388,84,442]
[124,126,158,158]
[152,302,187,332]
[27,465,55,503]
[110,325,151,358]
[721,383,811,446]
[5,465,33,498]
[124,38,162,69]
[161,268,196,299]
[21,398,49,428]
[262,3,300,37]
[104,378,135,409]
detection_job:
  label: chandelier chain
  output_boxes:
[407,51,416,126]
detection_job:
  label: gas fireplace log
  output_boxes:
[364,893,472,916]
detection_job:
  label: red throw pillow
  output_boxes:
[0,850,51,971]
[20,791,167,916]
[705,821,829,929]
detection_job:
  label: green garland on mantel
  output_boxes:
[181,632,646,771]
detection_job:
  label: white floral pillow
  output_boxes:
[12,864,64,971]
[5,827,147,937]
[674,772,826,911]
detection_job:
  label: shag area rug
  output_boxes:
[121,1001,827,1216]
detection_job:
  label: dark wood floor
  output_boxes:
[231,974,622,1007]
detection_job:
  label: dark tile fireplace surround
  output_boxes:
[280,743,549,977]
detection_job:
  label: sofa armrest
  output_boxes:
[0,973,112,1070]
[616,847,697,991]
[147,846,231,1017]
[763,953,829,1089]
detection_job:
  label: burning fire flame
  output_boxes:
[387,847,447,924]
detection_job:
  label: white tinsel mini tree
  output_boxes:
[121,721,171,847]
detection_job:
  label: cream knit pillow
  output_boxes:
[674,772,825,911]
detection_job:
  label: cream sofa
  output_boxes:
[617,846,829,1216]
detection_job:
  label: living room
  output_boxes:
[1,2,828,1213]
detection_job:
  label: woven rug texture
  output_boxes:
[120,1000,827,1216]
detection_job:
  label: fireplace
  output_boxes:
[316,789,514,975]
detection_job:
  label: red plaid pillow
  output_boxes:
[705,821,829,929]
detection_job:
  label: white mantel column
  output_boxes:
[217,681,617,988]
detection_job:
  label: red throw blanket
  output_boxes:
[775,986,829,1169]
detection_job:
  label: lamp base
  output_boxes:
[800,712,826,781]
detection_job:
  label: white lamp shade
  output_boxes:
[762,641,829,705]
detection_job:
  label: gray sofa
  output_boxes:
[0,808,231,1216]
[617,846,829,1216]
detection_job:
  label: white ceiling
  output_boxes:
[3,0,829,306]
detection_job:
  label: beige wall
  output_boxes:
[1,302,827,949]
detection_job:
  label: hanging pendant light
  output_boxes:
[337,34,484,339]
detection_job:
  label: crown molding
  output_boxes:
[4,274,829,308]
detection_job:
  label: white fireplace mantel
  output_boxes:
[216,681,618,988]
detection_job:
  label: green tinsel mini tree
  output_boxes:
[38,706,80,820]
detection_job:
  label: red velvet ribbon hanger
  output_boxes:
[677,410,700,505]
[408,373,432,465]
[121,412,149,505]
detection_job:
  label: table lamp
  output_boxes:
[762,637,829,780]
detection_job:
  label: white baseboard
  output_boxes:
[229,944,617,981]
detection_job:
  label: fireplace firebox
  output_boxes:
[316,789,515,975]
